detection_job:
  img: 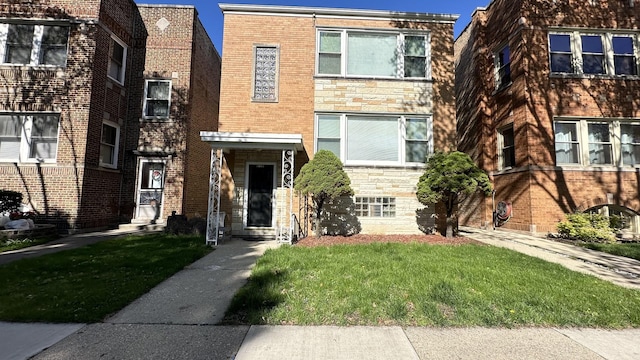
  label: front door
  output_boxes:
[136,160,165,222]
[247,164,274,227]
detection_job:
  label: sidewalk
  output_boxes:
[2,228,640,359]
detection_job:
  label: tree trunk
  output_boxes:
[445,215,455,238]
[314,199,324,238]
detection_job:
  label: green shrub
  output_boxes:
[557,213,615,243]
[0,190,22,214]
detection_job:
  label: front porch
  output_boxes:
[200,132,307,245]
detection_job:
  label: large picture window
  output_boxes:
[316,113,433,166]
[0,114,59,163]
[143,80,171,119]
[0,23,68,66]
[549,31,639,76]
[554,119,640,166]
[317,29,430,79]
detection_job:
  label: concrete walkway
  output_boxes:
[1,228,640,359]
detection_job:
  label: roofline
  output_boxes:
[219,3,459,23]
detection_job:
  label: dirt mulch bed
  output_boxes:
[296,234,484,247]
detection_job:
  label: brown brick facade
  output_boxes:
[0,1,220,232]
[457,0,640,235]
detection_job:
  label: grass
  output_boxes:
[224,243,640,328]
[0,236,57,253]
[580,242,640,262]
[0,233,212,323]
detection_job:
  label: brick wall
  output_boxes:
[457,0,640,234]
[0,0,146,231]
[136,5,221,221]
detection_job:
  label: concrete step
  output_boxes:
[118,222,166,232]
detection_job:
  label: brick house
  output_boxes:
[0,0,147,231]
[131,5,221,225]
[201,4,458,243]
[456,0,640,236]
[0,1,220,232]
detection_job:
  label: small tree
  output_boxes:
[295,150,354,237]
[416,151,492,237]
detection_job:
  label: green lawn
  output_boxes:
[0,233,212,323]
[224,243,640,328]
[581,242,640,262]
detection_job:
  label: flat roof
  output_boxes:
[200,132,304,152]
[219,3,459,23]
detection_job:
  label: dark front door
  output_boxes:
[247,164,274,227]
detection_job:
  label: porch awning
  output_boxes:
[200,131,304,152]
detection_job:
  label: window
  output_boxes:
[498,126,515,169]
[549,31,639,76]
[100,121,119,168]
[554,122,580,164]
[355,197,396,217]
[252,45,279,102]
[554,119,640,166]
[0,114,59,162]
[581,35,605,74]
[613,35,637,75]
[621,124,640,165]
[317,29,430,79]
[587,123,612,164]
[316,113,433,166]
[494,45,511,89]
[0,23,68,66]
[549,34,574,73]
[108,36,127,84]
[143,80,171,119]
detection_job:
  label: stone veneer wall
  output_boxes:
[345,167,433,235]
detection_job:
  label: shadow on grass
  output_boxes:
[222,267,289,325]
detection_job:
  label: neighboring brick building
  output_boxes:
[130,5,221,224]
[202,4,458,242]
[0,1,220,232]
[0,0,147,231]
[456,0,640,236]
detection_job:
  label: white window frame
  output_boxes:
[143,79,172,120]
[0,113,59,163]
[107,35,127,85]
[497,125,515,170]
[314,113,433,166]
[0,22,68,67]
[99,120,120,169]
[554,118,640,167]
[494,44,511,89]
[316,28,431,80]
[549,30,640,77]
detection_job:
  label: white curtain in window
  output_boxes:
[0,115,21,159]
[587,123,612,164]
[621,124,639,165]
[555,123,578,163]
[347,33,397,77]
[347,116,397,161]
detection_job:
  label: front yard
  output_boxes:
[0,233,212,323]
[224,242,640,328]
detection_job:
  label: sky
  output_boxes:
[136,0,489,53]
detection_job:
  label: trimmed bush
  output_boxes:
[557,213,615,243]
[0,190,22,214]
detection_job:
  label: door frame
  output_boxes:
[135,158,167,221]
[243,161,277,229]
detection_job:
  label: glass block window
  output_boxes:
[253,45,279,102]
[355,197,396,217]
